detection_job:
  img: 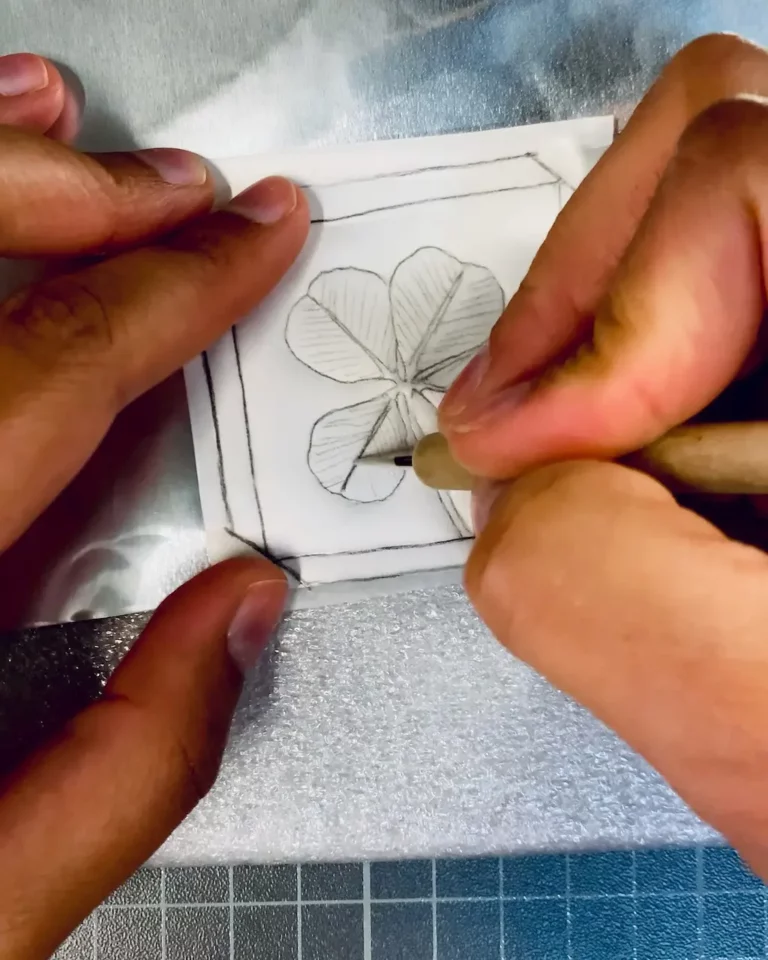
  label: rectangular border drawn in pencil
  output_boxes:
[186,119,614,594]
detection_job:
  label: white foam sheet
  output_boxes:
[185,117,614,603]
[155,584,714,866]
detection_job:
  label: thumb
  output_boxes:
[441,97,768,477]
[467,460,768,877]
[0,557,287,960]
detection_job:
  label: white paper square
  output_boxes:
[186,117,614,603]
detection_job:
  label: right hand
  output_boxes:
[440,34,768,877]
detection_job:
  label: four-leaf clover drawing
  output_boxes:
[285,246,504,522]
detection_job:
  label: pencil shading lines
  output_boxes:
[286,267,396,383]
[286,246,502,530]
[390,246,503,379]
[416,349,477,390]
[308,394,408,503]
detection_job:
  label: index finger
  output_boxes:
[440,93,768,476]
[441,34,768,441]
[0,177,309,550]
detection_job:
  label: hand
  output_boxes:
[441,33,768,876]
[0,55,309,957]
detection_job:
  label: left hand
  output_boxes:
[0,54,309,958]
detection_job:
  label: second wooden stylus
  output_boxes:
[358,423,768,495]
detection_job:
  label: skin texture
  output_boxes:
[0,56,308,958]
[5,34,768,953]
[440,35,768,878]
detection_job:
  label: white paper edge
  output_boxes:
[189,116,616,608]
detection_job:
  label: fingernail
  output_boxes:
[448,346,491,407]
[441,345,512,426]
[227,176,298,224]
[135,148,208,186]
[471,481,506,534]
[444,376,535,434]
[441,346,540,430]
[0,53,49,96]
[227,579,288,673]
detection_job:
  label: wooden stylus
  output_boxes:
[362,423,768,495]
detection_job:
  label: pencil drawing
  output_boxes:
[202,331,268,550]
[286,245,505,529]
[232,326,266,545]
[305,152,562,223]
[296,152,531,189]
[189,130,602,584]
[309,183,556,224]
[201,350,232,530]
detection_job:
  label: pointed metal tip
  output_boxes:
[356,451,414,468]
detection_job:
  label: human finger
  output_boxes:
[467,460,768,879]
[0,557,288,959]
[0,54,68,135]
[0,176,309,550]
[44,82,83,144]
[0,125,216,257]
[443,95,768,475]
[441,35,768,455]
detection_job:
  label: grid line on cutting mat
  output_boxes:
[54,847,768,960]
